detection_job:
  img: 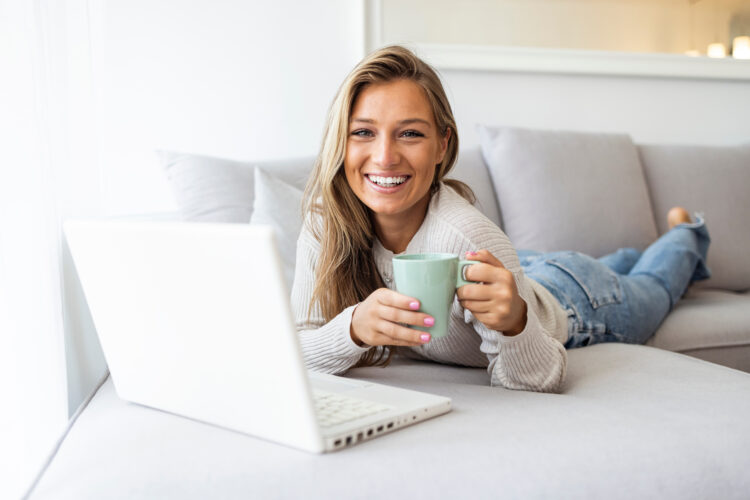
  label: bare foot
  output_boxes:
[667,206,692,229]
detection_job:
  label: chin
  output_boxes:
[367,202,405,216]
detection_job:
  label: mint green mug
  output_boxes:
[392,253,477,339]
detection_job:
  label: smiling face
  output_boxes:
[344,79,449,238]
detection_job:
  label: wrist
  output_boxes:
[504,300,527,336]
[349,304,367,347]
[350,327,366,346]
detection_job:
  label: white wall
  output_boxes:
[437,69,750,150]
[89,0,365,216]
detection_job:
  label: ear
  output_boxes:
[436,127,451,164]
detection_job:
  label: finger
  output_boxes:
[456,283,491,301]
[380,306,434,328]
[376,288,421,311]
[464,249,506,269]
[461,262,499,284]
[458,299,491,314]
[377,321,428,346]
[380,336,424,347]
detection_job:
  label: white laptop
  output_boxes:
[63,220,451,453]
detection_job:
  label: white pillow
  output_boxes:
[159,150,257,223]
[478,125,658,257]
[158,150,313,223]
[249,168,304,290]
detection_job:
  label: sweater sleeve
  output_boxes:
[464,277,567,393]
[429,189,568,393]
[461,241,567,393]
[290,228,371,374]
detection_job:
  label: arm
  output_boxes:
[291,234,371,374]
[469,301,567,393]
[291,230,432,374]
[458,250,567,393]
[412,186,567,392]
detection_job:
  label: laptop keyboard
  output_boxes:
[313,390,393,428]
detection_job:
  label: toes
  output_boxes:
[667,207,692,229]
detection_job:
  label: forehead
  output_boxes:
[351,79,433,123]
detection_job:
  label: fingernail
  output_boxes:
[420,333,431,343]
[409,301,419,310]
[466,251,478,256]
[424,317,435,327]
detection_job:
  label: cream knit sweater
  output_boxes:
[291,184,569,393]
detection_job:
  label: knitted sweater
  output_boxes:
[291,184,569,393]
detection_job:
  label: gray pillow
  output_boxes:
[477,125,658,257]
[249,168,304,290]
[158,150,313,223]
[639,143,750,292]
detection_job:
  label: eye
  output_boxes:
[351,129,374,137]
[401,130,425,138]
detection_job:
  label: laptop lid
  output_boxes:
[64,220,325,452]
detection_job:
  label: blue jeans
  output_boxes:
[518,217,711,349]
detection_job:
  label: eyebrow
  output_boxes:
[351,118,432,127]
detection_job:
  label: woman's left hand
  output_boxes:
[457,249,528,336]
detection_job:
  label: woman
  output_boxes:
[291,46,710,393]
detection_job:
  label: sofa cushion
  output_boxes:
[477,125,659,257]
[639,143,750,292]
[28,344,750,499]
[159,150,312,223]
[647,288,750,372]
[249,168,304,290]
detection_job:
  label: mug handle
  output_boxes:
[456,260,479,287]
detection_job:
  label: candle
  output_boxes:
[733,36,750,59]
[707,43,727,58]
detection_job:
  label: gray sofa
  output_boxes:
[161,125,750,372]
[460,127,750,372]
[28,345,750,499]
[28,126,750,498]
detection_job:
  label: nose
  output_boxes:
[373,135,399,169]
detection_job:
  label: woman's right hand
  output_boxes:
[350,288,435,347]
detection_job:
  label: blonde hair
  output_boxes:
[302,45,473,367]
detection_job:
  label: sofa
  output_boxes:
[27,126,750,499]
[158,125,750,372]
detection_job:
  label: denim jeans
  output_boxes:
[518,216,711,349]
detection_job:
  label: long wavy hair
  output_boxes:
[302,45,474,367]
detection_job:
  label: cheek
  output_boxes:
[418,152,438,181]
[343,163,362,194]
[343,145,355,179]
[344,143,362,170]
[343,163,356,189]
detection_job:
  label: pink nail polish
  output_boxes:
[420,333,431,342]
[424,317,435,327]
[469,251,478,256]
[409,301,420,310]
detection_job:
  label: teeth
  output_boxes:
[368,175,408,187]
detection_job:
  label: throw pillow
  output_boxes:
[158,150,313,223]
[477,125,659,257]
[639,143,750,292]
[159,150,257,223]
[249,168,304,290]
